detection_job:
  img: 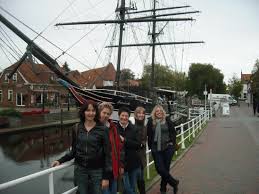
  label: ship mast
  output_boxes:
[0,13,79,87]
[55,0,203,91]
[150,0,157,99]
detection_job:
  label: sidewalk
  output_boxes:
[147,102,259,194]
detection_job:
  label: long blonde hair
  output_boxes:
[134,106,145,119]
[151,105,166,125]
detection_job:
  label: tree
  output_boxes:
[228,74,243,100]
[62,62,71,73]
[120,68,135,82]
[187,63,226,98]
[140,63,187,92]
[251,59,259,100]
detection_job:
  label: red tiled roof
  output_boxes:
[5,60,55,83]
[81,63,116,88]
[241,73,251,82]
[3,60,116,87]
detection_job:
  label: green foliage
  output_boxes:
[251,59,259,98]
[120,68,135,81]
[228,74,243,99]
[62,62,71,73]
[141,63,187,91]
[0,108,21,118]
[187,63,226,98]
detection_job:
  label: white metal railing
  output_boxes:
[145,109,211,179]
[0,109,211,193]
[0,160,77,194]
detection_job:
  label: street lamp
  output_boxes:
[203,84,208,120]
[41,84,48,112]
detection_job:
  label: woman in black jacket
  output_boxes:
[51,100,112,194]
[147,105,179,194]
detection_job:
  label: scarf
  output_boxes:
[154,119,161,151]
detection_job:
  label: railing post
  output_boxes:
[192,119,195,138]
[180,124,186,149]
[188,121,191,141]
[49,172,54,194]
[146,143,150,180]
[199,115,202,130]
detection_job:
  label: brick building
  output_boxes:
[81,63,116,88]
[240,72,252,102]
[0,60,117,108]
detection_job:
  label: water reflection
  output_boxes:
[0,127,71,163]
[0,126,74,194]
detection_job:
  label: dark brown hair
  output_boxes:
[79,100,99,122]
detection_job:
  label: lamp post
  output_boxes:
[41,84,48,112]
[203,84,208,120]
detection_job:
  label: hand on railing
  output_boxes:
[51,160,60,167]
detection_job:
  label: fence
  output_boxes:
[0,109,212,193]
[145,108,212,179]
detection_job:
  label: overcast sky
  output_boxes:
[0,0,258,82]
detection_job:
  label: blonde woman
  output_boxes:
[146,105,179,194]
[134,106,147,194]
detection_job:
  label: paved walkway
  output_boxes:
[147,102,259,194]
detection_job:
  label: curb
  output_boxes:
[145,121,209,192]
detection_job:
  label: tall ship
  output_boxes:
[0,0,203,114]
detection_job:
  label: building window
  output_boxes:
[4,73,9,83]
[16,93,25,106]
[0,90,2,102]
[103,80,114,86]
[13,73,17,82]
[8,90,13,101]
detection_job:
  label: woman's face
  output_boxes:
[84,104,96,122]
[155,107,163,119]
[119,112,129,125]
[99,107,112,123]
[136,110,145,121]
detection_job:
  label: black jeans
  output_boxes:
[152,145,177,192]
[74,165,102,194]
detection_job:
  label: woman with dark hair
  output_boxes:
[147,105,179,194]
[51,100,112,194]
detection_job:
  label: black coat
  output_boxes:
[116,121,142,172]
[58,122,112,179]
[147,117,177,150]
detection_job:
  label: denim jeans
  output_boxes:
[102,179,117,194]
[74,165,102,194]
[123,172,135,194]
[152,145,176,192]
[128,167,141,193]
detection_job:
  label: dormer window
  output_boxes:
[13,73,17,82]
[4,73,9,83]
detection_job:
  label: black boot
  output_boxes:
[168,177,179,194]
[137,179,146,194]
[173,179,179,194]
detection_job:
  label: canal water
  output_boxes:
[0,111,121,194]
[0,126,75,194]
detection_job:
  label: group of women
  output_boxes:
[52,100,179,194]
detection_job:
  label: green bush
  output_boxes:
[0,108,21,118]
